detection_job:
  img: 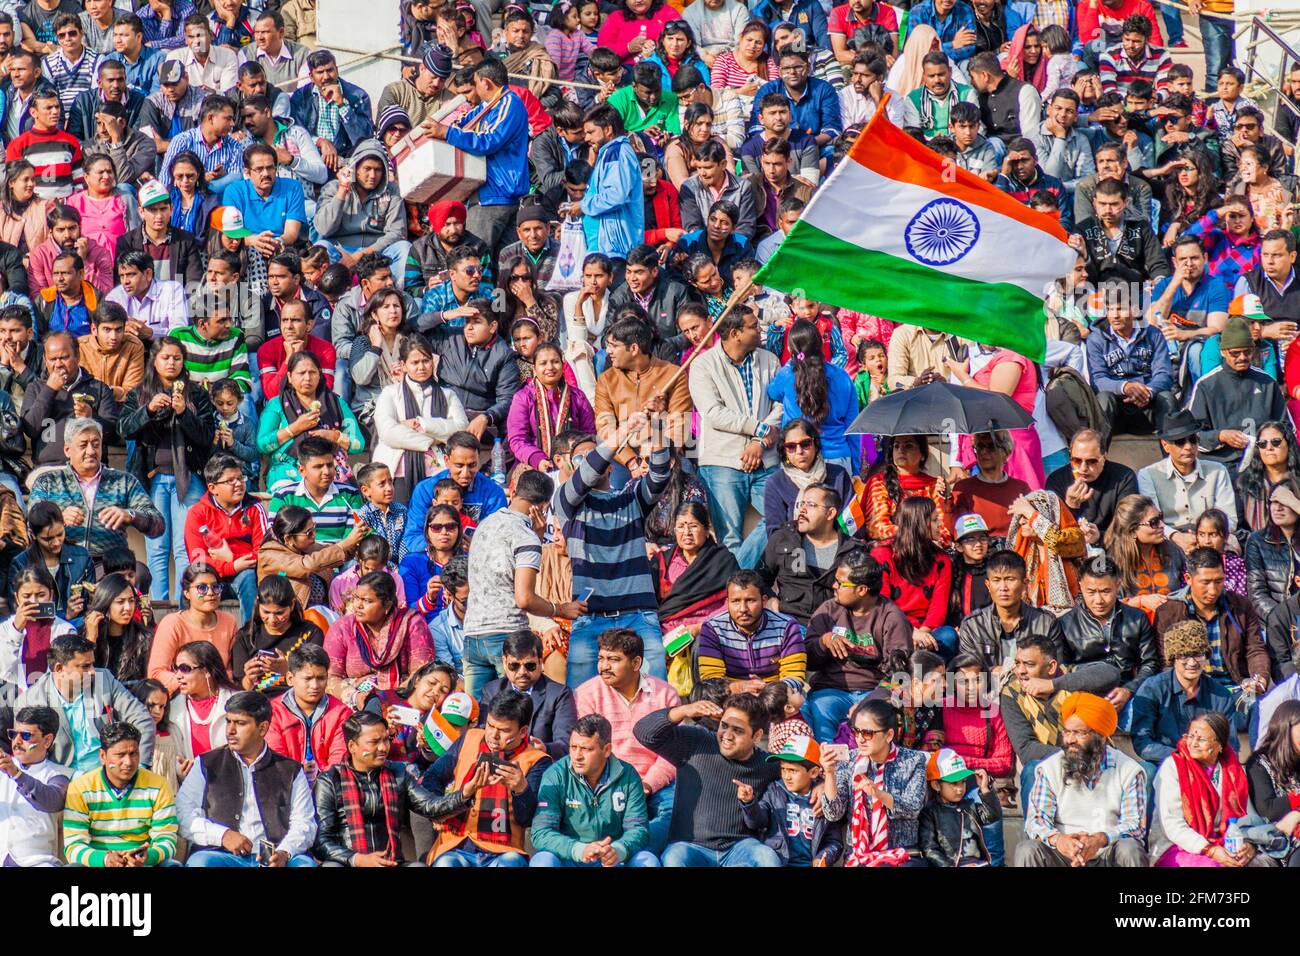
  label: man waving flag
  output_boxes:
[753,99,1076,362]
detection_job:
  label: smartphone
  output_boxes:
[579,587,595,602]
[257,839,275,866]
[31,602,56,621]
[255,649,277,658]
[388,705,423,727]
[476,751,511,771]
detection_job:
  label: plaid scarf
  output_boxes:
[1002,679,1069,747]
[448,736,531,846]
[352,607,420,691]
[1172,739,1247,845]
[532,379,571,462]
[338,763,403,859]
[846,746,909,867]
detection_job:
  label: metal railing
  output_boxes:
[1241,16,1300,138]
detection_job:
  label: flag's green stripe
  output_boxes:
[754,220,1048,362]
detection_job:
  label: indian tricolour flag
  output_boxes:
[422,709,462,757]
[753,100,1076,362]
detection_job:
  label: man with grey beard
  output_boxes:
[1017,692,1149,867]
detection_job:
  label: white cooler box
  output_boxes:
[392,131,487,205]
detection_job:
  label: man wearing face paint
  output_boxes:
[0,706,72,866]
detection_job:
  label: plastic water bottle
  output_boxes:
[1223,818,1243,855]
[491,438,506,487]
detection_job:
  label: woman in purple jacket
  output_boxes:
[506,342,596,470]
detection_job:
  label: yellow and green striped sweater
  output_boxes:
[63,768,179,867]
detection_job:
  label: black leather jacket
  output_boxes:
[1246,526,1298,622]
[1056,602,1162,692]
[957,602,1062,671]
[313,761,470,865]
[917,789,1001,867]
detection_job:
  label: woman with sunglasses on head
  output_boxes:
[1105,494,1187,617]
[0,566,76,693]
[80,572,152,685]
[763,418,853,536]
[167,638,239,770]
[399,505,464,624]
[145,563,239,695]
[232,574,325,695]
[323,570,434,709]
[1239,421,1300,534]
[365,658,457,767]
[257,505,368,611]
[347,288,409,426]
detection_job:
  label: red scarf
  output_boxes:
[1172,738,1248,844]
[351,608,418,692]
[447,736,533,846]
[337,763,403,859]
[846,745,909,867]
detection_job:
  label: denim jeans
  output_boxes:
[803,687,870,743]
[696,464,774,570]
[225,568,259,626]
[567,610,665,688]
[661,837,782,867]
[146,474,206,602]
[529,849,661,867]
[432,845,529,867]
[982,817,1005,867]
[335,353,352,402]
[463,632,508,698]
[646,782,675,855]
[1200,13,1235,90]
[319,238,412,273]
[1156,2,1184,44]
[185,849,317,867]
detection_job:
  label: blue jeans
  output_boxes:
[185,849,317,867]
[1157,2,1184,44]
[1019,759,1042,817]
[983,818,1005,867]
[803,687,870,743]
[319,238,412,273]
[433,845,529,867]
[146,474,205,602]
[646,782,675,855]
[226,568,258,626]
[661,837,782,867]
[1200,13,1235,89]
[530,849,661,867]
[335,353,352,403]
[567,610,665,688]
[463,632,508,698]
[697,464,774,570]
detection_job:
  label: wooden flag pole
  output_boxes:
[614,275,757,454]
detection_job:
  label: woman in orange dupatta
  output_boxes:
[1004,489,1083,616]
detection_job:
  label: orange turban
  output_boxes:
[1059,692,1117,738]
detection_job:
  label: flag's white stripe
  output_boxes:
[800,159,1076,298]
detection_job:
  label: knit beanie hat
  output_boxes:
[1219,315,1254,351]
[1163,619,1210,665]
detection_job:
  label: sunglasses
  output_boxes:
[175,662,203,675]
[1234,122,1259,130]
[1166,435,1198,447]
[505,660,539,673]
[57,29,79,38]
[1140,515,1164,529]
[6,729,37,742]
[461,265,482,275]
[852,727,886,740]
[1069,456,1102,467]
[783,438,814,452]
[428,522,459,533]
[1259,437,1287,449]
[190,582,218,595]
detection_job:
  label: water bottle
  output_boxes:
[491,438,506,487]
[1223,818,1243,855]
[198,524,222,550]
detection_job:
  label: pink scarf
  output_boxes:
[846,745,910,867]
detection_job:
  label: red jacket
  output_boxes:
[645,178,682,246]
[265,693,350,770]
[183,492,269,577]
[511,85,554,136]
[256,334,337,400]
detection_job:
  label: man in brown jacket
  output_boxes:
[1153,547,1272,694]
[746,139,815,244]
[594,317,692,477]
[76,303,145,404]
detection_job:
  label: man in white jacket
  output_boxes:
[0,706,73,866]
[687,307,783,569]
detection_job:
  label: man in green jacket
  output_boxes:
[529,714,659,867]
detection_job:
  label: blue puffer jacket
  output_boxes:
[445,88,531,207]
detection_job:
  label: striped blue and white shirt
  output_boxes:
[555,442,670,614]
[41,50,101,114]
[160,125,247,189]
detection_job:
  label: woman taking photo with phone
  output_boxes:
[0,566,76,692]
[7,500,95,626]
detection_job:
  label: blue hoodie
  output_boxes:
[581,135,644,261]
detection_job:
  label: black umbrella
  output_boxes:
[846,381,1033,437]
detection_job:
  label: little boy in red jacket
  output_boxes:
[266,644,350,778]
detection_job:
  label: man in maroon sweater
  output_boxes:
[256,299,336,400]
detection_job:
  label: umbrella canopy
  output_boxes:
[846,381,1033,437]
